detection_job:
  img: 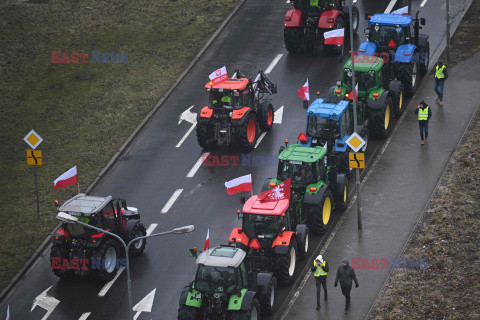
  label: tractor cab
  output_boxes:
[205,78,251,109]
[366,14,413,53]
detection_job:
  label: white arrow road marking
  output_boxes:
[254,132,267,149]
[384,0,398,13]
[31,286,60,320]
[97,269,124,297]
[187,153,210,178]
[146,223,158,235]
[274,106,284,124]
[161,189,184,214]
[265,54,283,74]
[78,312,91,320]
[176,105,197,148]
[133,288,156,320]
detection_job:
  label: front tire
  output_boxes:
[127,222,147,257]
[306,190,333,235]
[284,27,302,54]
[236,114,258,151]
[258,103,274,132]
[93,238,122,282]
[368,96,393,138]
[274,239,297,286]
[177,304,197,320]
[259,277,277,316]
[334,181,348,211]
[196,124,217,149]
[397,60,419,96]
[231,298,260,320]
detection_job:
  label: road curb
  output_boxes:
[0,0,247,304]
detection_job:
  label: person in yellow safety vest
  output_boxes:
[415,100,432,145]
[221,95,232,106]
[311,254,329,310]
[434,59,448,106]
[309,0,328,11]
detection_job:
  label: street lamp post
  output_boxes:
[56,212,194,320]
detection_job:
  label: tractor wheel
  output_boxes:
[177,304,197,320]
[236,114,258,151]
[231,298,260,320]
[336,152,351,178]
[284,27,302,54]
[127,222,146,257]
[360,127,369,152]
[259,277,277,316]
[274,239,297,286]
[368,96,393,138]
[420,43,430,75]
[306,190,333,235]
[296,224,309,260]
[50,246,72,279]
[258,103,274,132]
[196,124,217,150]
[335,180,348,211]
[345,6,359,35]
[397,60,419,96]
[93,238,122,282]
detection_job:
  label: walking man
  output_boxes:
[434,59,448,106]
[334,258,359,313]
[311,254,328,310]
[415,100,432,145]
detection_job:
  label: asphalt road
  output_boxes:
[0,0,468,319]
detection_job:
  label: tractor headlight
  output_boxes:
[229,112,233,118]
[195,293,202,299]
[347,70,352,77]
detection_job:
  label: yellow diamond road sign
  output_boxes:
[345,132,366,152]
[23,129,43,149]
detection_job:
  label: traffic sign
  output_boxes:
[345,132,366,152]
[349,152,365,169]
[27,150,43,166]
[23,129,43,149]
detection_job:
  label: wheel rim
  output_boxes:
[384,104,391,130]
[353,12,358,30]
[134,230,144,249]
[344,185,347,203]
[304,234,309,253]
[398,91,403,110]
[247,120,256,143]
[267,109,273,126]
[362,136,368,152]
[288,247,296,276]
[104,247,116,273]
[412,63,417,87]
[250,306,258,320]
[270,286,275,307]
[322,197,331,225]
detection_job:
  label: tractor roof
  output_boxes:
[59,193,112,217]
[242,195,289,216]
[369,13,412,27]
[307,99,349,119]
[205,78,249,91]
[278,144,327,163]
[197,246,246,268]
[344,55,384,72]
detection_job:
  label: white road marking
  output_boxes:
[78,312,91,320]
[353,0,357,3]
[384,0,398,13]
[420,0,428,7]
[187,153,210,178]
[176,105,197,148]
[176,123,196,148]
[97,269,124,297]
[286,0,290,3]
[274,106,284,124]
[265,54,283,74]
[160,189,184,213]
[254,132,267,148]
[146,223,158,236]
[133,288,156,320]
[31,286,60,320]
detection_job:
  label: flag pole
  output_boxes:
[77,182,80,194]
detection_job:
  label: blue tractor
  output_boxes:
[360,12,429,96]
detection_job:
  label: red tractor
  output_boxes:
[228,195,309,286]
[197,70,277,151]
[283,0,359,54]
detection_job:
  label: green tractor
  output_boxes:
[263,143,348,235]
[332,55,404,137]
[178,246,276,320]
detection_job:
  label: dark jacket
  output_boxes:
[414,105,432,122]
[334,259,359,287]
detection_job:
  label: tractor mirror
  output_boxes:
[303,101,309,109]
[240,196,246,204]
[189,247,198,257]
[364,28,371,36]
[54,200,59,207]
[420,18,426,26]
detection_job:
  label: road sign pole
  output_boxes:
[34,166,40,219]
[446,0,451,64]
[349,1,362,229]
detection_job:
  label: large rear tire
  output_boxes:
[397,60,419,96]
[196,124,217,149]
[50,245,72,279]
[306,190,333,235]
[259,277,277,316]
[127,222,146,257]
[236,114,258,151]
[93,238,122,282]
[368,96,393,138]
[284,27,302,54]
[274,239,297,286]
[177,304,197,320]
[334,180,348,211]
[231,298,260,320]
[258,103,274,132]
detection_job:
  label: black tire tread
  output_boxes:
[259,277,276,316]
[284,28,302,54]
[50,245,72,279]
[177,304,197,320]
[274,239,297,286]
[236,114,258,151]
[306,190,333,235]
[128,222,147,257]
[368,96,393,138]
[258,103,274,132]
[231,298,260,320]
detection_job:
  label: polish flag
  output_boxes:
[348,83,359,101]
[297,79,310,101]
[257,178,291,202]
[225,174,253,195]
[54,166,78,190]
[392,6,408,15]
[209,66,228,86]
[204,229,210,250]
[6,305,10,320]
[324,28,344,46]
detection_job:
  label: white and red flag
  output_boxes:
[204,229,210,250]
[54,166,78,190]
[257,178,291,202]
[392,6,408,15]
[225,174,253,195]
[348,83,359,101]
[324,28,344,46]
[297,79,310,101]
[209,66,228,86]
[6,305,10,320]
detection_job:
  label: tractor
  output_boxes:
[283,0,359,54]
[360,12,429,95]
[333,55,404,137]
[197,70,277,151]
[178,245,277,319]
[50,194,146,282]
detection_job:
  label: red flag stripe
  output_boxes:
[54,174,78,190]
[226,182,253,195]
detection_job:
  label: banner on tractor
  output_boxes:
[209,66,228,86]
[225,174,252,195]
[54,166,78,190]
[392,6,408,15]
[324,28,344,46]
[297,79,310,101]
[258,178,291,202]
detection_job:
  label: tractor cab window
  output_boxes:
[370,25,406,47]
[316,162,327,181]
[101,203,116,230]
[307,116,341,140]
[242,89,252,107]
[354,71,376,91]
[278,161,316,184]
[195,265,239,294]
[210,91,238,107]
[243,214,282,239]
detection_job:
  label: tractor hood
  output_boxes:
[308,99,349,119]
[242,195,290,216]
[278,144,327,163]
[369,13,412,27]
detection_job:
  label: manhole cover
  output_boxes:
[77,74,91,80]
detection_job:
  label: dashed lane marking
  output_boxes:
[186,153,210,178]
[146,223,158,235]
[255,132,267,149]
[78,312,91,320]
[420,0,428,7]
[265,54,283,74]
[160,189,184,214]
[97,269,123,297]
[384,0,398,13]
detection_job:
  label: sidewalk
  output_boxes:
[282,52,480,320]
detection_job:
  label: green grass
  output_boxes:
[0,0,239,292]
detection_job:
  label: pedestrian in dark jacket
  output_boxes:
[334,258,359,313]
[311,254,329,310]
[414,100,432,145]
